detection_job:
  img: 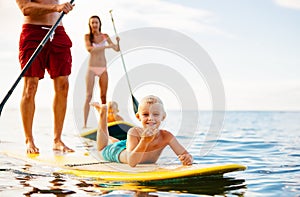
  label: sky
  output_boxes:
[0,0,299,111]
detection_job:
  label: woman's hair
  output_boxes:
[88,15,102,43]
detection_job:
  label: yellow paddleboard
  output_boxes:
[2,149,246,182]
[61,163,246,182]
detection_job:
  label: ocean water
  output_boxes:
[0,109,299,196]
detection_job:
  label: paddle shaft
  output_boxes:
[109,10,139,114]
[0,0,75,116]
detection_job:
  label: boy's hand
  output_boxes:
[140,127,159,143]
[178,153,193,166]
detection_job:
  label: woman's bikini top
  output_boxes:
[92,34,107,48]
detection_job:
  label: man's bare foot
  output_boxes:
[26,141,39,154]
[53,140,74,153]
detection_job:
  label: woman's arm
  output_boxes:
[105,35,120,52]
[84,34,94,52]
[84,34,104,52]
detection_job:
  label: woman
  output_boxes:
[83,15,120,128]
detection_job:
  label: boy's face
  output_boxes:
[136,103,166,129]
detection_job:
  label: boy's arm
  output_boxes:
[126,127,157,167]
[115,114,124,121]
[168,135,193,165]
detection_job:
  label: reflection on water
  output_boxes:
[139,176,246,195]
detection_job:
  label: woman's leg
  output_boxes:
[83,70,95,128]
[99,70,108,104]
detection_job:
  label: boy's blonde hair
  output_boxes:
[138,95,165,113]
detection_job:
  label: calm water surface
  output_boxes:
[0,109,299,196]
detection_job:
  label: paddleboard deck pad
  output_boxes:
[81,121,134,141]
[2,149,246,182]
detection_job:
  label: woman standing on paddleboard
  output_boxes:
[83,15,120,128]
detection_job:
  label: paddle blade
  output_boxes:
[132,95,139,114]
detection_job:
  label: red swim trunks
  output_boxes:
[19,24,72,79]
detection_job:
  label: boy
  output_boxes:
[92,95,193,167]
[107,101,124,123]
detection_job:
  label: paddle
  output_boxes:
[109,10,139,114]
[0,0,75,117]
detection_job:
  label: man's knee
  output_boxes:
[22,78,38,100]
[54,76,69,96]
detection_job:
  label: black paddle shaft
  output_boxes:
[109,10,139,114]
[0,0,75,116]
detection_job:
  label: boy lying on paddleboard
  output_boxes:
[91,95,193,167]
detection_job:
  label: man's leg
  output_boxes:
[52,76,74,152]
[20,77,39,154]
